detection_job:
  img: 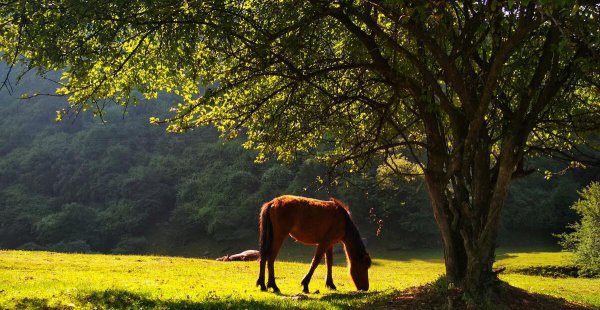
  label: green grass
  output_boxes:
[496,250,600,307]
[0,247,598,309]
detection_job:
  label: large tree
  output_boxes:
[1,0,599,299]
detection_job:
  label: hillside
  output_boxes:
[0,70,598,256]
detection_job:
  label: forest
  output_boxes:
[0,72,597,256]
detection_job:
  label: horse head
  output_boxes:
[349,252,371,291]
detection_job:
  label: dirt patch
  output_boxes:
[380,281,593,310]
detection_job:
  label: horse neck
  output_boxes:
[341,221,365,266]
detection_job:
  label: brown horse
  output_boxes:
[256,195,371,293]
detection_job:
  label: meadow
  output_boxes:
[1,243,599,309]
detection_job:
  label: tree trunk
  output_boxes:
[424,158,515,301]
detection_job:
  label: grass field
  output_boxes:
[0,245,599,309]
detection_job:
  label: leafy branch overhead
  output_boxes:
[1,1,597,170]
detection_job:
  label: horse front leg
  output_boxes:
[301,243,329,293]
[325,246,336,290]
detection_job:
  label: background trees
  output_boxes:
[0,72,437,253]
[0,72,595,256]
[0,69,596,257]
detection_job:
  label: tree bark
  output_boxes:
[424,148,517,300]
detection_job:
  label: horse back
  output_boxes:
[267,195,347,245]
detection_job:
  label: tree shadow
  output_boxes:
[381,277,595,310]
[319,291,378,302]
[512,265,582,278]
[77,289,284,309]
[14,297,52,310]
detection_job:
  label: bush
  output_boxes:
[48,240,92,253]
[559,182,600,277]
[34,203,98,244]
[112,237,148,254]
[17,242,44,251]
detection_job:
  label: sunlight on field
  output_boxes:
[495,251,600,307]
[0,249,598,309]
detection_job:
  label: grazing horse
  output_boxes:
[256,195,371,293]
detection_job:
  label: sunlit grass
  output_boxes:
[495,250,600,307]
[0,248,598,309]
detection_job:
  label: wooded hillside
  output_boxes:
[0,73,597,254]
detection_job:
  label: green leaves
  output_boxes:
[559,182,600,277]
[0,0,598,176]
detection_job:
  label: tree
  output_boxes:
[1,0,599,299]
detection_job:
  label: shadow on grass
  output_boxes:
[13,283,593,310]
[77,289,380,309]
[381,276,594,310]
[78,289,283,309]
[15,297,52,310]
[513,265,582,278]
[320,291,378,302]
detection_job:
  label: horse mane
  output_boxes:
[332,198,371,268]
[330,197,350,211]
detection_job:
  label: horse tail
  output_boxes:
[259,201,273,260]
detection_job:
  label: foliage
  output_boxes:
[559,182,600,277]
[0,72,598,254]
[503,158,587,233]
[112,237,148,255]
[0,72,439,253]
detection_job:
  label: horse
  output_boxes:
[255,195,371,293]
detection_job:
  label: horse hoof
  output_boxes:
[257,280,267,291]
[269,285,280,293]
[326,283,337,290]
[267,282,280,293]
[302,288,309,294]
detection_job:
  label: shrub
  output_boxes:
[17,242,44,251]
[559,182,600,277]
[112,237,148,254]
[48,240,92,253]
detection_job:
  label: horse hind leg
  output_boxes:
[256,256,267,291]
[266,233,286,293]
[325,246,336,290]
[301,242,330,293]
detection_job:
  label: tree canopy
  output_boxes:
[0,1,598,166]
[1,0,599,299]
